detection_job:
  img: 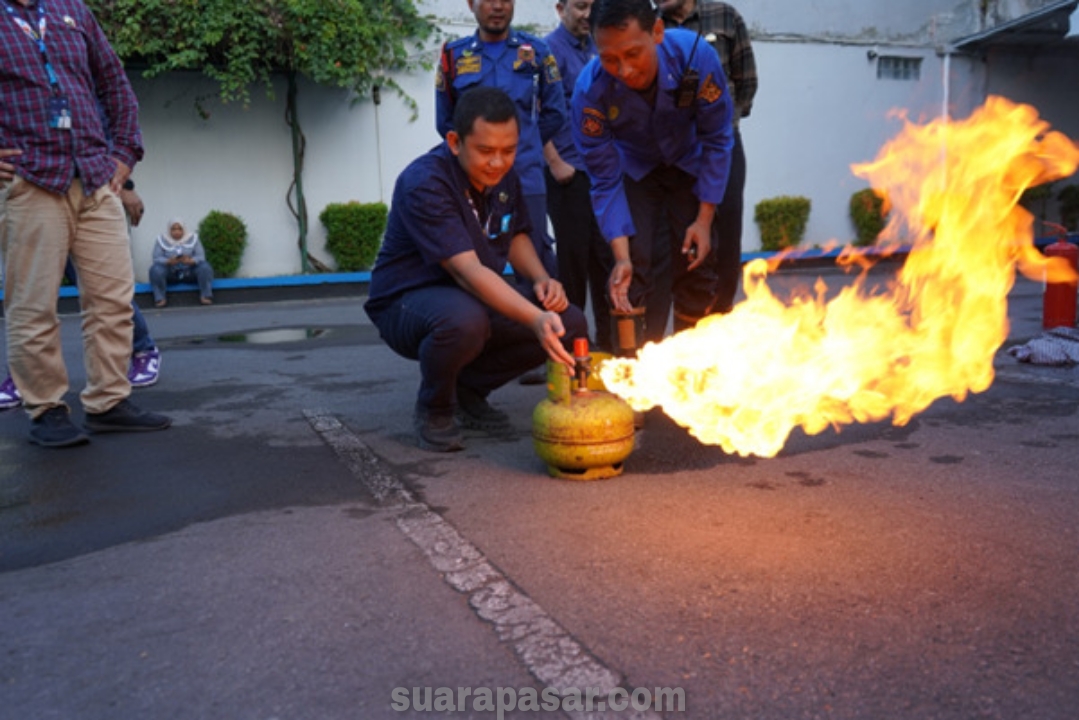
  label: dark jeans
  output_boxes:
[131,301,154,353]
[713,129,747,314]
[369,284,588,417]
[150,260,214,303]
[546,168,614,352]
[623,165,721,343]
[64,258,154,354]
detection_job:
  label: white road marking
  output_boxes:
[304,409,663,719]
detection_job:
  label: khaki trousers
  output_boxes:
[0,175,133,418]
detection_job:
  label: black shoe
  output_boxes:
[29,406,90,448]
[84,398,172,433]
[414,408,464,453]
[455,385,512,433]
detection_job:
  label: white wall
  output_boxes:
[743,0,975,41]
[425,0,977,40]
[127,69,443,281]
[738,43,954,248]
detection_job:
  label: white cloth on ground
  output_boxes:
[1007,327,1079,365]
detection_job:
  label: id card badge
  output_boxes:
[48,95,72,130]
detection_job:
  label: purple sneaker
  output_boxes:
[0,375,22,410]
[128,348,162,388]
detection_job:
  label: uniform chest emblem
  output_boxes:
[513,43,538,71]
[457,54,482,76]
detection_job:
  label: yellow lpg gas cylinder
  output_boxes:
[532,341,635,480]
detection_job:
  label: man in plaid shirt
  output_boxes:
[660,0,757,315]
[1,0,170,447]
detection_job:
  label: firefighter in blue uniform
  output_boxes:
[436,0,567,279]
[572,0,735,344]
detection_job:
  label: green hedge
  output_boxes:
[849,188,888,246]
[754,196,811,252]
[319,201,388,271]
[198,211,247,277]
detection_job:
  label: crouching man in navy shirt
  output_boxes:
[365,87,587,453]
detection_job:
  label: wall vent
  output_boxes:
[877,56,922,81]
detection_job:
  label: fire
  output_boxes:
[599,96,1079,458]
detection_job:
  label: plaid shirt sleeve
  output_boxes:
[0,0,142,195]
[699,2,758,121]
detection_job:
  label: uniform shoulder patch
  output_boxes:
[543,54,562,83]
[698,73,723,103]
[581,107,606,138]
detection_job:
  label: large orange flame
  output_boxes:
[599,97,1079,458]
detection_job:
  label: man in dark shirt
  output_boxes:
[545,0,615,351]
[1,0,170,447]
[365,87,587,453]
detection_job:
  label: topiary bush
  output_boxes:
[198,211,247,277]
[319,201,388,271]
[754,196,811,251]
[849,188,889,246]
[1058,184,1079,232]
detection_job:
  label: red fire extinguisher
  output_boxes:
[1042,222,1078,329]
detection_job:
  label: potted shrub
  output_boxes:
[198,211,247,277]
[1058,184,1079,232]
[318,201,388,271]
[754,196,811,251]
[849,188,889,246]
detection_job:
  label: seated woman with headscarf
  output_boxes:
[149,218,215,307]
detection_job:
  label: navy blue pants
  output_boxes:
[149,260,214,304]
[370,284,588,417]
[712,129,746,314]
[623,165,721,343]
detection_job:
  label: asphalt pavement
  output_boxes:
[2,267,1078,720]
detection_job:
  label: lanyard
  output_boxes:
[4,2,61,91]
[466,189,497,239]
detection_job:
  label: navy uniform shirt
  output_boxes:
[364,143,532,318]
[544,22,596,172]
[571,28,734,243]
[435,30,566,198]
